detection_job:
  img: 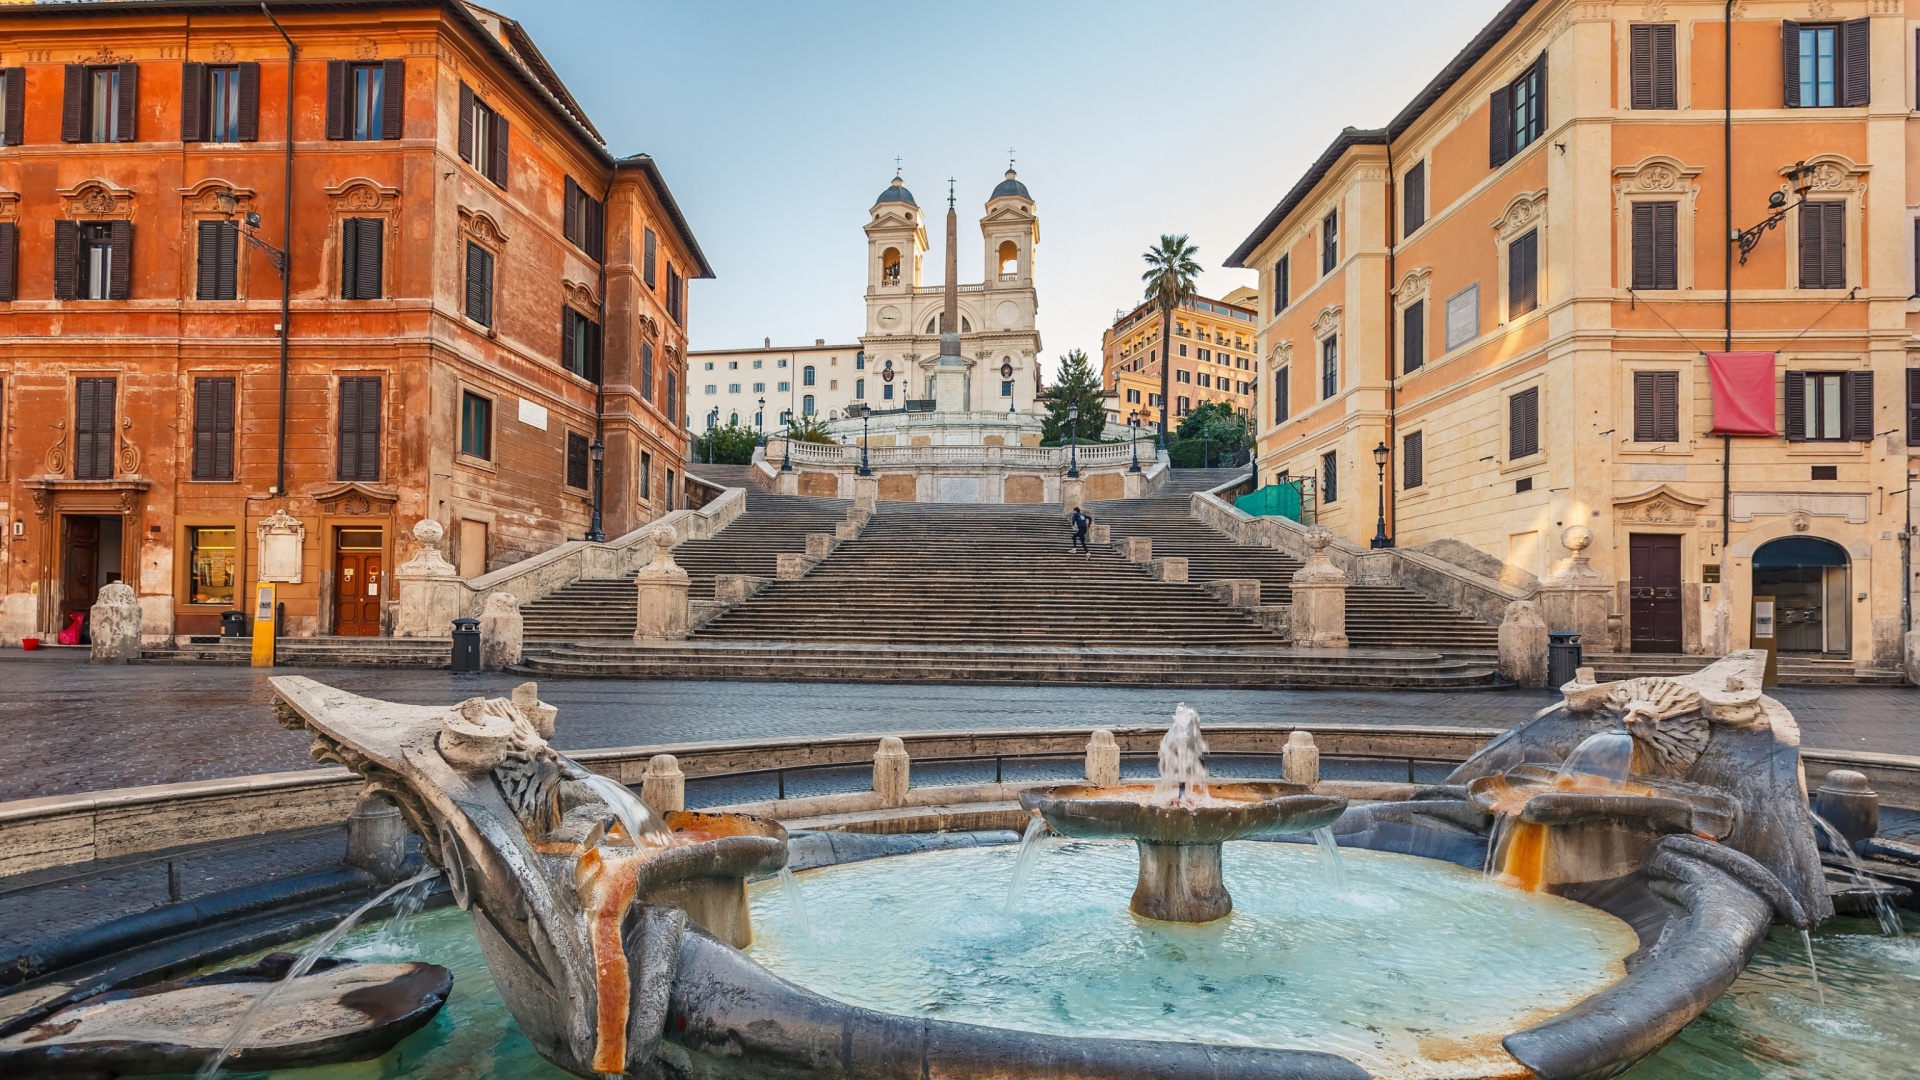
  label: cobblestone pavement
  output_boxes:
[0,651,1913,802]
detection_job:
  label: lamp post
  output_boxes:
[1734,161,1818,266]
[1127,409,1141,473]
[705,408,718,465]
[756,396,766,444]
[1066,404,1081,479]
[586,439,606,541]
[779,409,793,472]
[1370,440,1393,550]
[851,403,872,476]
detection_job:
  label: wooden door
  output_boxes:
[1628,533,1682,654]
[333,529,384,636]
[60,516,101,617]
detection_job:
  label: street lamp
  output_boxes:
[705,408,718,465]
[1734,161,1819,266]
[850,403,872,476]
[756,397,766,444]
[586,439,606,542]
[1370,440,1393,550]
[1066,404,1081,479]
[779,409,794,472]
[1127,409,1141,473]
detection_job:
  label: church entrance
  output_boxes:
[1752,536,1849,656]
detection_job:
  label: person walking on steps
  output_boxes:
[1070,507,1092,555]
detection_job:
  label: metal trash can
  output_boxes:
[1547,631,1583,688]
[220,610,249,638]
[450,617,481,673]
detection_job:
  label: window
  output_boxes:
[753,360,763,369]
[1403,300,1425,374]
[802,394,816,415]
[1178,344,1188,358]
[1908,369,1920,447]
[187,527,237,606]
[751,382,764,394]
[562,178,605,261]
[1630,202,1678,291]
[1197,348,1210,363]
[1444,284,1479,350]
[640,342,655,400]
[703,361,714,371]
[665,371,677,425]
[640,451,653,500]
[1125,387,1140,404]
[1320,335,1338,399]
[464,242,494,326]
[1176,369,1191,384]
[1321,210,1338,274]
[566,432,590,490]
[704,385,716,395]
[341,217,384,300]
[1630,25,1678,109]
[192,377,236,481]
[728,383,740,394]
[459,391,492,460]
[1321,451,1338,503]
[1797,201,1846,289]
[856,378,866,399]
[1785,370,1872,441]
[803,365,816,387]
[1784,20,1868,108]
[1403,431,1423,489]
[0,67,23,147]
[195,220,238,300]
[667,265,683,323]
[0,222,16,302]
[324,60,402,141]
[1001,380,1014,397]
[1273,254,1290,314]
[1509,386,1540,459]
[777,381,789,392]
[183,63,258,142]
[1633,371,1680,443]
[457,83,508,187]
[337,376,381,481]
[728,361,738,370]
[883,383,895,400]
[1507,229,1539,318]
[1197,373,1212,389]
[855,353,866,370]
[64,63,135,143]
[563,308,602,382]
[1490,53,1546,167]
[57,221,130,301]
[1177,395,1191,415]
[642,228,657,288]
[73,377,116,480]
[1402,161,1426,236]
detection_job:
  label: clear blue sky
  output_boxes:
[495,0,1509,374]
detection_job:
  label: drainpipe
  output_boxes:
[1721,0,1733,555]
[588,175,610,540]
[263,2,294,499]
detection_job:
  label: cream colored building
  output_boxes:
[686,340,867,434]
[1228,0,1917,671]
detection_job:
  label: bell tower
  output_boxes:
[980,167,1037,291]
[864,173,926,295]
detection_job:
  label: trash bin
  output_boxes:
[1547,631,1583,688]
[450,617,481,673]
[220,610,249,638]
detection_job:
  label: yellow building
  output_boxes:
[1228,0,1916,671]
[1099,288,1259,433]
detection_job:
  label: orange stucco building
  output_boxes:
[0,0,711,643]
[1098,288,1259,432]
[1230,0,1916,670]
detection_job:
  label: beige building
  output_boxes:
[687,339,865,435]
[1099,287,1260,431]
[1228,0,1917,670]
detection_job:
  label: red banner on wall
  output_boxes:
[1707,352,1777,436]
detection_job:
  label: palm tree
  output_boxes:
[1141,234,1201,450]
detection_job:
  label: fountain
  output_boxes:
[1018,703,1346,921]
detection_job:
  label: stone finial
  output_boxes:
[1282,730,1320,787]
[874,736,910,807]
[1560,525,1593,553]
[640,753,686,816]
[511,681,557,738]
[1305,525,1334,553]
[1085,728,1121,787]
[413,517,446,549]
[397,518,458,578]
[647,525,680,567]
[345,793,410,882]
[440,697,515,773]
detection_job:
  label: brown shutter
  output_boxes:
[642,228,656,287]
[356,218,383,299]
[1782,20,1802,107]
[590,196,605,262]
[107,220,131,300]
[561,308,577,374]
[1843,370,1874,441]
[489,110,509,188]
[380,58,404,139]
[357,378,380,479]
[75,377,115,480]
[1403,300,1424,373]
[1630,25,1654,108]
[1634,371,1658,441]
[338,218,358,297]
[1510,387,1539,458]
[196,220,220,299]
[1488,85,1512,167]
[1631,202,1656,289]
[563,178,579,246]
[337,378,360,478]
[236,62,259,141]
[1908,368,1920,446]
[1784,370,1807,440]
[214,377,235,480]
[1533,52,1547,131]
[1821,201,1845,288]
[1840,18,1870,107]
[337,377,381,481]
[1402,161,1425,236]
[457,83,474,161]
[641,342,654,400]
[53,221,78,299]
[192,378,215,480]
[216,220,238,299]
[0,222,15,302]
[1656,370,1679,441]
[1508,230,1537,316]
[566,432,589,489]
[1652,25,1677,108]
[325,61,347,140]
[2,68,22,145]
[181,62,204,141]
[1797,202,1823,287]
[1403,431,1423,489]
[115,62,136,141]
[1651,201,1677,290]
[61,65,84,142]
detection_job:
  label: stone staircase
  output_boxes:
[1582,652,1907,687]
[138,636,453,667]
[1151,468,1249,497]
[1087,495,1502,656]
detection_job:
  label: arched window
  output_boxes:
[881,247,901,285]
[803,394,815,416]
[998,240,1018,276]
[855,378,866,400]
[926,315,939,334]
[728,410,738,426]
[803,365,816,387]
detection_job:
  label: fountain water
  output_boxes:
[1312,826,1348,889]
[1553,729,1634,785]
[1153,703,1209,805]
[1003,815,1049,913]
[576,773,672,847]
[1800,928,1825,1007]
[1810,811,1905,938]
[777,866,813,941]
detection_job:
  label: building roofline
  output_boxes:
[616,155,715,280]
[1106,292,1260,331]
[688,342,862,356]
[1224,0,1541,268]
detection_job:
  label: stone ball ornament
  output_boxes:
[412,518,446,547]
[1561,524,1594,553]
[1304,525,1334,552]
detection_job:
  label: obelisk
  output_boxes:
[933,180,970,413]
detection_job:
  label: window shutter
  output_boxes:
[1510,387,1539,458]
[590,196,605,262]
[1782,21,1802,107]
[1843,370,1874,441]
[1656,370,1679,441]
[61,65,83,142]
[561,308,577,373]
[1840,18,1870,106]
[1533,52,1548,131]
[563,179,579,247]
[1274,367,1288,421]
[1404,431,1423,489]
[1821,201,1845,288]
[1508,230,1537,316]
[325,61,347,140]
[3,68,23,146]
[567,433,589,489]
[214,377,235,480]
[1634,371,1658,441]
[339,218,359,297]
[356,218,382,300]
[1403,301,1424,373]
[1488,85,1512,167]
[357,379,380,479]
[193,378,215,480]
[641,342,655,401]
[1651,201,1677,290]
[53,221,78,300]
[236,62,259,141]
[465,245,493,326]
[1908,368,1920,446]
[1797,202,1824,287]
[0,222,16,302]
[1631,202,1656,289]
[642,228,656,287]
[1652,25,1677,108]
[457,82,474,161]
[1403,161,1425,236]
[75,378,115,480]
[216,220,238,299]
[589,320,603,384]
[196,220,220,299]
[381,58,404,139]
[115,62,136,142]
[1630,25,1654,108]
[337,378,360,478]
[108,220,132,300]
[489,110,509,188]
[181,62,204,141]
[1784,370,1807,440]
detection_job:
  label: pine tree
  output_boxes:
[1039,349,1107,445]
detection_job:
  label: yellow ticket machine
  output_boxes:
[251,582,277,668]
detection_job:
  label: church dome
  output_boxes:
[875,174,917,207]
[991,168,1030,201]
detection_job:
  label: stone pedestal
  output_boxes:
[1148,557,1188,583]
[633,527,690,642]
[345,794,410,882]
[1085,729,1120,786]
[477,593,523,671]
[805,533,839,558]
[1282,730,1319,786]
[873,736,910,807]
[835,521,861,541]
[641,754,686,816]
[1060,476,1085,514]
[1133,840,1231,922]
[776,553,819,580]
[1498,600,1550,687]
[1538,526,1614,652]
[392,519,465,638]
[1289,527,1349,649]
[1120,537,1152,563]
[853,476,879,512]
[714,574,771,606]
[88,581,141,664]
[1088,524,1111,546]
[1202,579,1261,610]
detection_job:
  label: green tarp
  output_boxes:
[1235,483,1306,522]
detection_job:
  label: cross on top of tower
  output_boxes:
[893,155,902,177]
[947,179,956,210]
[1007,147,1016,170]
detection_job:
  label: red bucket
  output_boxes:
[20,638,40,651]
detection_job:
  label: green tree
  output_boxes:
[1038,348,1107,445]
[1140,233,1201,450]
[1170,400,1252,467]
[690,423,759,465]
[784,414,836,444]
